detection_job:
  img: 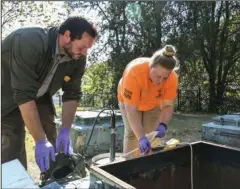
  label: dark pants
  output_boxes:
[1,94,57,169]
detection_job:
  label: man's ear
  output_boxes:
[63,30,71,43]
[81,32,87,39]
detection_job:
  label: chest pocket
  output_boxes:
[48,60,76,89]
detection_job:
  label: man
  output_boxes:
[1,16,98,173]
[118,45,179,156]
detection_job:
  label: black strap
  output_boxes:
[160,122,168,130]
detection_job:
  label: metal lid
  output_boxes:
[73,110,123,126]
[212,114,240,127]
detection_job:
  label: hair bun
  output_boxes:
[162,45,176,57]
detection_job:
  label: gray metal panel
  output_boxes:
[74,110,123,125]
[212,114,240,127]
[201,122,240,148]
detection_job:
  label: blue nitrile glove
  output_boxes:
[155,123,167,138]
[56,127,70,155]
[35,138,55,173]
[139,136,151,154]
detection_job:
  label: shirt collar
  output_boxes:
[55,37,59,56]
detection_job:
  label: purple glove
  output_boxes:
[139,136,151,154]
[56,127,70,155]
[35,138,55,173]
[155,123,167,138]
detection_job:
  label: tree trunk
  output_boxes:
[208,77,217,112]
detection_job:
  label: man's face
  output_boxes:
[149,65,171,85]
[63,32,95,60]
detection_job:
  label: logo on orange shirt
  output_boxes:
[124,88,133,100]
[156,89,163,99]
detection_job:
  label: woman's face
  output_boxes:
[149,65,171,85]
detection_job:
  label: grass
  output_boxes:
[169,112,214,130]
[25,130,36,163]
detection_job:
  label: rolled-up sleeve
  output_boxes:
[62,57,86,102]
[10,29,47,105]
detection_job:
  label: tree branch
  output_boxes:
[95,1,111,26]
[218,1,230,85]
[121,2,127,51]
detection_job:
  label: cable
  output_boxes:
[82,108,114,156]
[81,108,116,170]
[56,108,116,186]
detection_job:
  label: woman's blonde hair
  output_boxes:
[150,45,179,71]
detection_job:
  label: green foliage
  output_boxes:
[3,1,239,112]
[1,1,70,38]
[81,62,114,94]
[166,1,240,112]
[69,1,239,112]
[80,62,115,108]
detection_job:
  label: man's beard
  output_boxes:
[63,45,74,59]
[63,43,82,60]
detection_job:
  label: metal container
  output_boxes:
[55,110,124,157]
[89,141,240,189]
[201,113,240,148]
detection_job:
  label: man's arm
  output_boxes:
[19,101,45,141]
[61,58,86,123]
[61,100,78,129]
[56,59,85,154]
[10,29,48,142]
[124,104,145,140]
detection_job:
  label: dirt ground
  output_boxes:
[25,112,214,184]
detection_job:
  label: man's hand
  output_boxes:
[56,100,77,154]
[56,127,70,155]
[155,123,167,138]
[35,138,55,173]
[139,136,151,154]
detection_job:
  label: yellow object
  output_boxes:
[164,138,180,150]
[64,76,71,82]
[151,137,162,148]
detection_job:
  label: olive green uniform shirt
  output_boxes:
[1,27,86,117]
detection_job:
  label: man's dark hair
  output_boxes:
[59,16,98,41]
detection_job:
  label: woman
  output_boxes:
[118,45,179,156]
